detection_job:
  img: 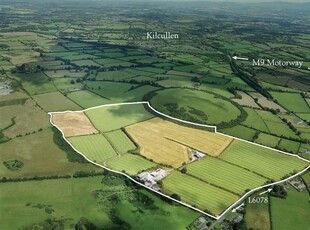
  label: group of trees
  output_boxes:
[270,184,288,199]
[52,127,88,163]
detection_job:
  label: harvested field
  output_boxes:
[249,92,286,112]
[126,118,232,167]
[232,91,260,108]
[52,112,98,137]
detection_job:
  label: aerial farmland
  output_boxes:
[50,103,309,216]
[1,1,310,229]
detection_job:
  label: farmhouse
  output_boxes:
[289,179,306,192]
[138,168,169,191]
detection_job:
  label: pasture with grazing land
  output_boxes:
[0,99,50,138]
[66,90,108,108]
[0,128,97,179]
[185,156,268,195]
[255,133,281,148]
[85,104,153,132]
[220,140,308,180]
[68,134,117,163]
[9,73,57,95]
[104,129,136,154]
[33,91,81,112]
[151,88,241,125]
[271,92,310,113]
[106,153,156,175]
[221,125,256,141]
[162,171,239,216]
[270,186,310,230]
[245,193,271,230]
[242,108,269,133]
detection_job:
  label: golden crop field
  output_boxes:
[125,118,232,167]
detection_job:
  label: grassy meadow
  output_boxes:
[68,134,117,163]
[220,140,308,180]
[85,104,153,132]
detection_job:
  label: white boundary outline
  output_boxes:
[48,101,310,220]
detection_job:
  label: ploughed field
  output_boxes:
[50,103,309,216]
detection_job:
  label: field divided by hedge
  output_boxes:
[186,156,268,195]
[220,140,308,180]
[162,171,239,215]
[104,130,136,154]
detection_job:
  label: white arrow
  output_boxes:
[259,188,272,196]
[232,203,244,212]
[232,56,249,61]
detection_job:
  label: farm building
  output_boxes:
[193,151,205,159]
[137,169,169,190]
[289,179,306,192]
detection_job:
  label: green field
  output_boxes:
[96,70,136,81]
[162,171,239,215]
[297,113,310,122]
[221,125,256,141]
[86,81,159,103]
[0,176,198,230]
[44,70,86,78]
[255,132,281,148]
[85,104,153,132]
[33,91,81,112]
[9,73,57,95]
[278,138,300,153]
[302,171,310,188]
[255,110,299,139]
[106,153,156,175]
[68,134,117,163]
[0,128,97,178]
[0,177,114,229]
[270,186,310,230]
[52,77,83,91]
[245,193,270,230]
[220,140,308,180]
[151,88,241,125]
[67,90,108,108]
[185,157,267,195]
[242,108,269,132]
[0,99,50,138]
[115,189,199,230]
[271,92,310,113]
[104,129,136,154]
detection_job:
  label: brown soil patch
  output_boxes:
[52,112,98,137]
